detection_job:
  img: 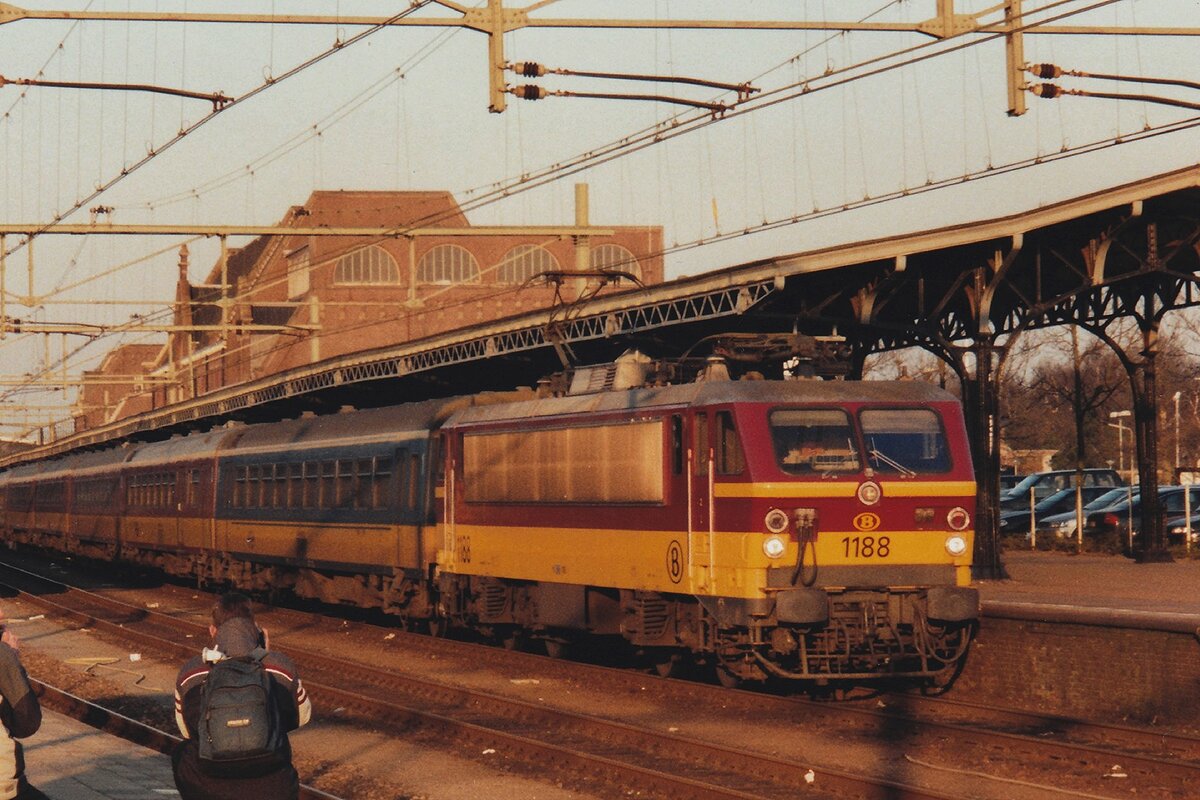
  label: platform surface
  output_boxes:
[13,549,1200,800]
[22,709,176,799]
[978,549,1200,617]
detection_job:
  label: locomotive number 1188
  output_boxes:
[842,535,891,559]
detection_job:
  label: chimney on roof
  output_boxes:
[173,245,195,366]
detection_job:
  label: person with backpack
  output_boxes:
[172,592,311,800]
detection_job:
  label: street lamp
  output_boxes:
[1108,410,1132,480]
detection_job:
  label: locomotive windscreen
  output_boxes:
[860,408,951,474]
[769,409,861,475]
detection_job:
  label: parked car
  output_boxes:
[1036,487,1136,540]
[1166,513,1200,547]
[999,486,1113,538]
[999,474,1025,493]
[1083,486,1200,545]
[1000,468,1124,510]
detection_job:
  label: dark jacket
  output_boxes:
[171,618,310,800]
[0,643,40,800]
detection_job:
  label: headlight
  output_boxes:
[764,508,790,534]
[946,507,970,531]
[945,535,968,556]
[762,536,786,558]
[857,481,881,506]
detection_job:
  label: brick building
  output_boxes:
[74,189,663,432]
[74,343,163,431]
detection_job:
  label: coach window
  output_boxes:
[353,460,370,509]
[285,464,300,508]
[262,465,273,507]
[259,465,272,508]
[300,462,316,508]
[274,464,287,508]
[251,465,264,508]
[333,460,352,508]
[187,470,201,507]
[372,457,392,509]
[257,466,268,508]
[316,461,332,508]
[394,449,410,512]
[232,467,246,508]
[260,465,273,508]
[714,411,746,475]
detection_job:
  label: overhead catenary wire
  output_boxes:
[1031,84,1200,113]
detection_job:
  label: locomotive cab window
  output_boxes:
[859,408,951,475]
[769,409,861,474]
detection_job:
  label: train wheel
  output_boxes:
[652,652,683,678]
[500,627,527,652]
[714,664,742,689]
[543,638,570,659]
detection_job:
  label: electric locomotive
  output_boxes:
[437,362,979,684]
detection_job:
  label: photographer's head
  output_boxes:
[211,592,254,628]
[207,592,267,654]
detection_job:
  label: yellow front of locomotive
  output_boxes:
[704,388,979,684]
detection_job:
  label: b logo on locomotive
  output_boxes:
[852,512,882,532]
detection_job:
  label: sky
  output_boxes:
[0,0,1198,436]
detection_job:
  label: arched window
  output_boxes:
[590,243,641,280]
[417,244,480,284]
[498,245,560,285]
[334,245,400,285]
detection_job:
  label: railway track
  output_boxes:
[3,554,1196,799]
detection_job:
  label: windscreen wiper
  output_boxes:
[868,446,917,478]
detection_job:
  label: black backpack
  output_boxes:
[197,648,288,775]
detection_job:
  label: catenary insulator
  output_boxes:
[511,85,548,100]
[1027,63,1063,80]
[513,62,546,78]
[1029,83,1064,99]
